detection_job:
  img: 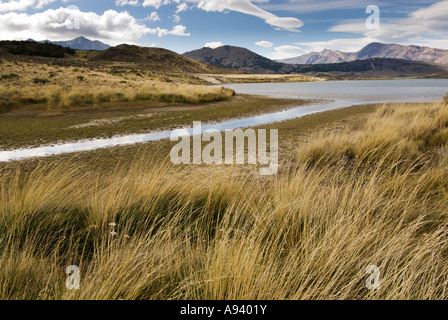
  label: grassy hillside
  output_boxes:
[0,51,235,113]
[1,98,447,299]
[184,45,285,74]
[0,41,240,76]
[91,44,238,74]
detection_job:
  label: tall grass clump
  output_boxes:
[1,101,448,299]
[296,102,448,168]
[0,82,234,111]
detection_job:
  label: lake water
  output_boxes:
[221,79,448,102]
[1,79,447,162]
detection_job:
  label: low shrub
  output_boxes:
[0,73,19,81]
[32,78,50,85]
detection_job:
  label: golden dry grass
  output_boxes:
[1,101,448,299]
[0,61,234,112]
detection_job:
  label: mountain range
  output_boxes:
[183,44,448,79]
[3,39,447,79]
[27,36,110,51]
[279,42,448,65]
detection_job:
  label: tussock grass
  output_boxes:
[0,82,234,111]
[0,61,234,112]
[1,101,448,299]
[296,102,448,168]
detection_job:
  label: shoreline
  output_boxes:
[0,97,332,161]
[0,95,310,152]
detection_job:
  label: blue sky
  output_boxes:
[0,0,447,59]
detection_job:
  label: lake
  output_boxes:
[1,79,447,162]
[221,79,448,102]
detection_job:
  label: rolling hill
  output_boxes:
[92,44,236,74]
[183,45,287,74]
[280,42,448,65]
[0,41,237,75]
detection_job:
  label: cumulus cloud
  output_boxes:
[142,0,172,9]
[167,24,190,36]
[148,11,161,21]
[255,40,273,48]
[176,2,188,13]
[0,0,58,12]
[157,24,190,36]
[204,41,224,48]
[0,7,190,44]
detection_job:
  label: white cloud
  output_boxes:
[204,41,224,49]
[255,40,273,48]
[141,42,159,47]
[325,0,448,50]
[148,11,161,21]
[167,24,190,36]
[186,0,303,32]
[0,0,58,12]
[142,0,171,9]
[115,0,139,6]
[176,2,188,12]
[114,0,303,32]
[283,1,448,53]
[0,7,190,45]
[261,0,377,13]
[35,0,58,9]
[268,45,307,60]
[172,13,180,22]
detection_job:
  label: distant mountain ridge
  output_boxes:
[182,45,448,78]
[3,40,446,79]
[27,36,110,51]
[291,58,448,79]
[279,42,448,65]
